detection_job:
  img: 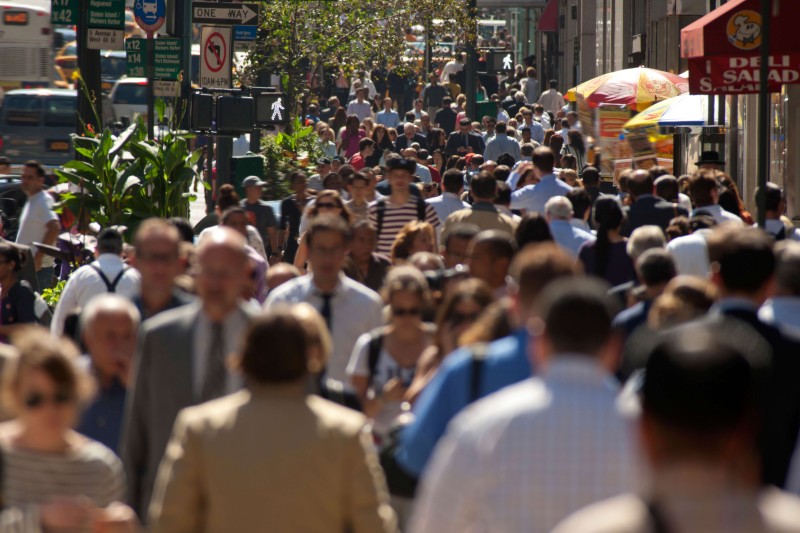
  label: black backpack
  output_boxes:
[374,198,428,238]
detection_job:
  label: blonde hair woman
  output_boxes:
[389,221,436,265]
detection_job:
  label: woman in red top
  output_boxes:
[338,115,365,159]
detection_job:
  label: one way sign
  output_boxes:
[192,2,259,26]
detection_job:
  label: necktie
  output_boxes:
[320,292,334,331]
[463,134,468,148]
[201,322,226,401]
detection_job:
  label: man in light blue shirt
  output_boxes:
[426,169,469,226]
[483,121,521,164]
[521,108,545,144]
[396,243,582,477]
[511,146,573,215]
[545,196,595,258]
[376,97,400,129]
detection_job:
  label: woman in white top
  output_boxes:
[0,330,138,532]
[347,267,434,441]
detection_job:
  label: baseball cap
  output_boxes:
[386,157,417,173]
[242,176,266,188]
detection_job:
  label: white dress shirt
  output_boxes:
[50,253,141,335]
[410,356,640,533]
[691,204,743,226]
[759,297,800,341]
[426,192,470,226]
[192,306,249,397]
[666,229,712,278]
[265,273,384,390]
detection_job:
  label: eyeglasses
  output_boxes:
[23,390,74,409]
[392,307,422,317]
[316,203,339,209]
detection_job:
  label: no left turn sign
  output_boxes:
[200,26,231,88]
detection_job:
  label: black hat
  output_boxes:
[696,150,725,165]
[386,157,417,173]
[316,157,331,166]
[640,319,769,432]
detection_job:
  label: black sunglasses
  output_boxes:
[23,390,73,409]
[392,307,422,317]
[450,311,480,326]
[317,203,339,209]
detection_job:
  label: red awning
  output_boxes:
[680,0,800,94]
[538,0,558,33]
[681,0,800,59]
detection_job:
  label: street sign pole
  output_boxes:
[77,0,102,145]
[147,31,155,139]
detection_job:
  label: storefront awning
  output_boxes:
[681,0,800,94]
[538,0,558,32]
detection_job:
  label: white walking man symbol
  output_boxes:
[502,53,512,70]
[271,97,284,121]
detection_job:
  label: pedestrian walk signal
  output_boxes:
[217,95,255,134]
[191,93,214,131]
[486,50,515,74]
[255,91,288,126]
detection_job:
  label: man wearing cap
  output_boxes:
[346,87,373,123]
[240,176,279,258]
[368,158,440,255]
[553,319,800,532]
[445,118,484,158]
[51,228,141,336]
[307,158,331,192]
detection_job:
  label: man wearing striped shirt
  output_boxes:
[368,157,440,255]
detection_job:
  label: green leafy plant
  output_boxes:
[260,118,322,200]
[41,280,67,308]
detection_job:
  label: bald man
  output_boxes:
[121,227,258,518]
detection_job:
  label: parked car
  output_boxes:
[108,77,147,122]
[0,89,113,167]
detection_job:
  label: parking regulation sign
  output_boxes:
[134,0,166,33]
[200,26,231,88]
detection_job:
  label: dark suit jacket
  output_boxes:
[719,307,800,488]
[434,107,458,134]
[444,130,483,157]
[622,195,688,237]
[394,133,428,152]
[121,302,256,517]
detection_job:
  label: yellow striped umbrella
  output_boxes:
[566,67,690,111]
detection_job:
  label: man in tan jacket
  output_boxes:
[148,308,397,533]
[442,171,518,238]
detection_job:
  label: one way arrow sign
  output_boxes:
[192,2,259,25]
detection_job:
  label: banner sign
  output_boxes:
[688,54,800,94]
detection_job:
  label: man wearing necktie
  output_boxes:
[121,227,257,518]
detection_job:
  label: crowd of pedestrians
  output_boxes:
[1,59,800,533]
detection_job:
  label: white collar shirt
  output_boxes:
[426,192,470,226]
[666,230,712,279]
[759,297,800,342]
[264,273,384,390]
[411,356,640,533]
[50,254,141,336]
[692,204,744,226]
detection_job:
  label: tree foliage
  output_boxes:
[245,0,478,121]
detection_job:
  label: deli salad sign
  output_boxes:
[690,54,800,94]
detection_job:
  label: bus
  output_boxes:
[0,1,54,94]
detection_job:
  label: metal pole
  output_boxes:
[76,0,102,142]
[464,0,477,121]
[147,31,155,140]
[756,0,772,227]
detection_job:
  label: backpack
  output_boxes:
[90,264,128,293]
[374,198,427,239]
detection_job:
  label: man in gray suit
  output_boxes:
[121,226,256,517]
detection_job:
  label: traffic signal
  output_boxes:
[191,92,214,131]
[216,95,255,133]
[254,91,288,126]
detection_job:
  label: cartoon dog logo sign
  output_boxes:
[727,10,762,51]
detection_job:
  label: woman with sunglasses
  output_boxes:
[347,267,434,440]
[293,190,352,272]
[0,244,39,342]
[0,330,138,531]
[405,279,494,403]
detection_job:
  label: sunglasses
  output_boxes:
[317,203,339,209]
[392,307,422,317]
[450,311,480,326]
[23,390,74,409]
